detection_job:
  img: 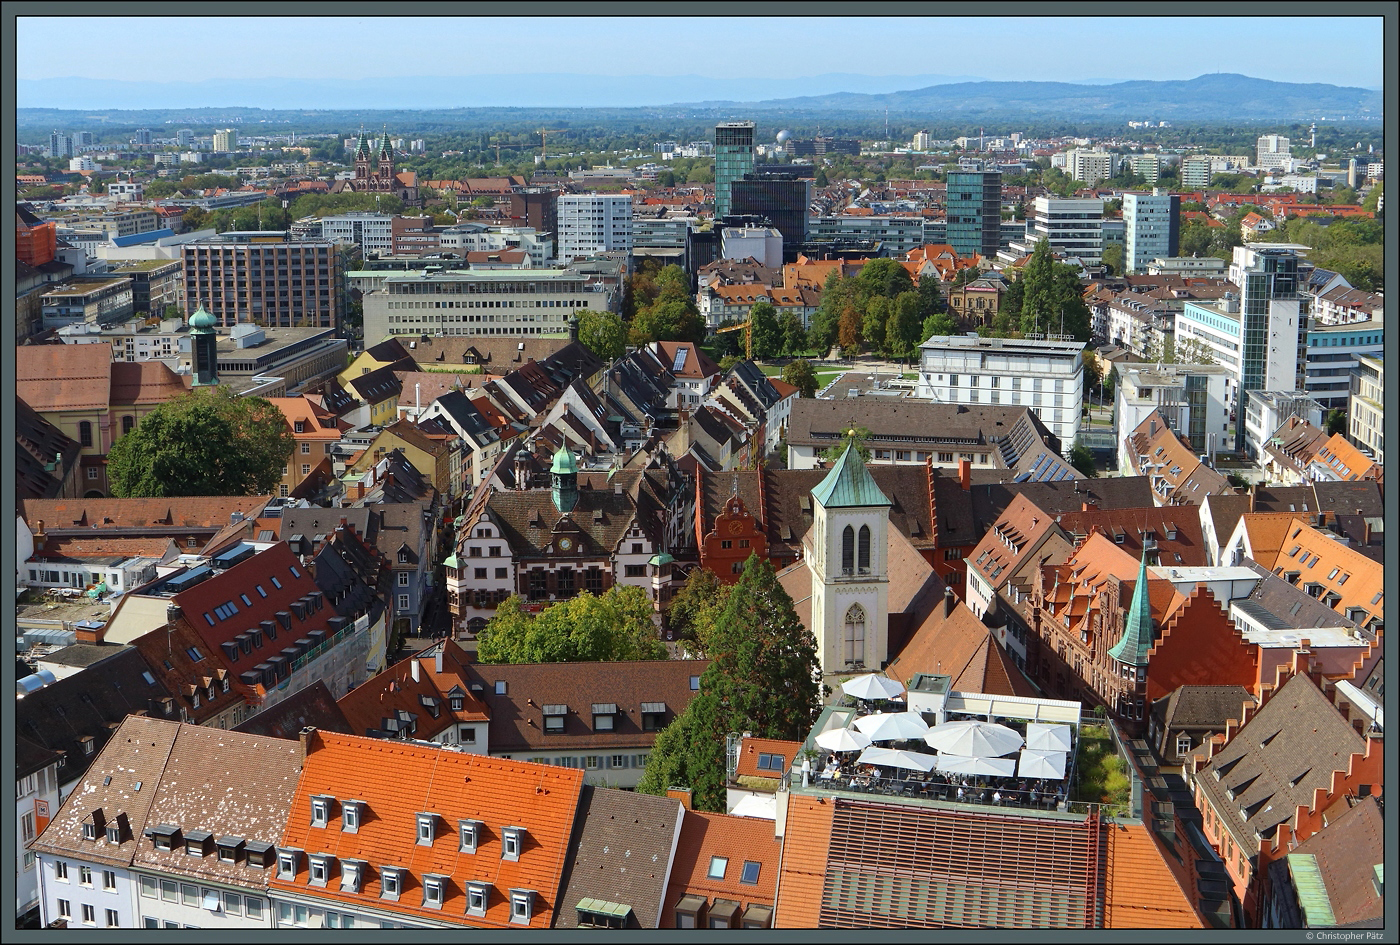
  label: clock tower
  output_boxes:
[808,443,891,677]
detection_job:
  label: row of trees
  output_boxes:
[808,258,945,359]
[475,586,667,663]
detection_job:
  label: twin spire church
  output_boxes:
[329,128,420,208]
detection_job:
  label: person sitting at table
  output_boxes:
[992,790,1002,805]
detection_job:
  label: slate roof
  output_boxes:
[1269,796,1383,928]
[1197,672,1370,852]
[16,647,178,787]
[271,730,585,928]
[485,487,645,559]
[660,810,781,928]
[16,396,81,501]
[1154,685,1253,731]
[787,398,1046,453]
[966,476,1155,538]
[128,722,305,887]
[553,786,683,929]
[233,680,356,740]
[1053,506,1206,566]
[462,660,709,754]
[346,362,404,406]
[28,715,182,868]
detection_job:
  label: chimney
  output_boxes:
[356,480,365,500]
[1363,519,1372,545]
[299,726,318,763]
[958,459,971,491]
[1081,500,1097,512]
[435,649,444,675]
[666,787,693,811]
[34,520,46,551]
[944,585,955,618]
[410,660,421,683]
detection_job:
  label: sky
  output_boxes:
[15,15,1385,90]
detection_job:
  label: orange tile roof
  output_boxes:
[1236,512,1302,567]
[268,395,346,439]
[36,535,176,560]
[1269,517,1384,623]
[1313,433,1380,482]
[1103,823,1206,928]
[272,730,584,928]
[337,640,489,739]
[22,495,273,530]
[735,737,803,779]
[110,360,191,406]
[661,809,781,927]
[887,599,1037,698]
[772,794,833,928]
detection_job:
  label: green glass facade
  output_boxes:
[714,122,755,221]
[945,170,1001,258]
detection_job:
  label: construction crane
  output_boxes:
[488,135,521,167]
[535,129,566,163]
[716,319,753,360]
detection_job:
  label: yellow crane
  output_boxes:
[716,319,753,360]
[535,128,566,162]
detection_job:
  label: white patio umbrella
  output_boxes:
[815,726,872,752]
[852,711,931,741]
[856,746,937,772]
[934,754,1018,778]
[924,720,1025,757]
[841,673,905,701]
[1025,723,1074,753]
[1017,749,1069,780]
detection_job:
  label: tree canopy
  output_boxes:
[105,386,293,498]
[1013,240,1092,341]
[781,359,819,399]
[575,308,626,361]
[476,585,668,664]
[638,556,821,811]
[628,264,704,346]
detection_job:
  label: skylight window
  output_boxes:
[708,856,728,880]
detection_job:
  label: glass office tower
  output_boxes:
[714,122,756,221]
[945,169,1002,258]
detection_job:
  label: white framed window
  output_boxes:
[501,826,525,861]
[245,897,264,921]
[160,879,178,902]
[423,874,447,909]
[509,889,535,925]
[223,890,243,916]
[380,867,403,901]
[398,572,409,587]
[340,861,363,893]
[103,870,116,891]
[342,800,363,833]
[308,854,332,887]
[398,594,410,610]
[55,861,69,882]
[22,811,35,843]
[416,812,436,845]
[459,820,481,854]
[57,899,71,920]
[276,849,299,880]
[310,795,331,827]
[708,856,728,879]
[139,875,156,898]
[105,909,119,928]
[466,882,491,918]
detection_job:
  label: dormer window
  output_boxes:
[184,830,212,856]
[277,848,301,880]
[592,703,617,731]
[83,822,98,841]
[509,889,536,925]
[340,860,364,893]
[149,824,180,851]
[459,820,481,854]
[310,795,333,827]
[466,882,491,918]
[543,704,567,733]
[246,841,275,868]
[380,866,404,901]
[216,837,244,863]
[641,702,667,731]
[416,812,436,845]
[342,800,364,833]
[423,874,448,910]
[308,853,334,887]
[501,826,525,861]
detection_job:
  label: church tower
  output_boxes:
[189,303,219,386]
[378,129,395,185]
[808,443,891,677]
[354,128,372,182]
[551,446,578,515]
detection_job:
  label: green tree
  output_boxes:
[575,309,626,361]
[1081,349,1103,392]
[638,555,820,812]
[778,309,808,355]
[181,207,208,232]
[1100,243,1125,276]
[1361,181,1383,213]
[855,257,915,300]
[781,358,819,399]
[821,426,873,463]
[1016,240,1092,341]
[1069,441,1098,478]
[886,291,924,360]
[807,272,850,355]
[666,568,732,653]
[106,386,294,498]
[922,310,957,340]
[862,296,892,354]
[748,299,781,360]
[476,585,667,664]
[1325,408,1347,436]
[838,305,863,357]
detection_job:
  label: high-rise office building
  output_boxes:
[945,169,1002,259]
[75,131,94,148]
[1122,190,1180,274]
[1021,197,1105,264]
[213,129,236,153]
[1256,135,1291,169]
[714,121,756,221]
[177,129,195,148]
[557,194,633,263]
[182,233,345,329]
[48,131,73,159]
[730,171,812,260]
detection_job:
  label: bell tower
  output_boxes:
[808,443,891,678]
[378,128,395,185]
[354,127,372,182]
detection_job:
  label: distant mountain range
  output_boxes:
[16,73,1380,127]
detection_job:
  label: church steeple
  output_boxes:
[551,446,578,515]
[188,303,219,387]
[354,126,372,180]
[378,127,395,181]
[1108,547,1154,667]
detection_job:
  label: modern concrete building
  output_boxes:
[1303,318,1383,410]
[730,171,811,257]
[714,121,756,221]
[1256,135,1290,169]
[720,226,782,269]
[1017,197,1105,264]
[1066,149,1121,185]
[1180,155,1213,189]
[361,265,614,342]
[316,212,395,256]
[556,194,633,264]
[916,334,1085,447]
[1113,362,1231,470]
[181,233,345,330]
[212,129,235,152]
[1122,190,1180,274]
[1242,390,1323,461]
[1127,153,1161,184]
[806,215,927,256]
[1347,353,1383,466]
[945,169,1002,259]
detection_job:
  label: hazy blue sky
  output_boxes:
[15,15,1385,88]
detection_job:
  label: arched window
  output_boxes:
[122,415,135,435]
[844,604,866,669]
[79,421,93,448]
[841,526,855,575]
[857,525,871,574]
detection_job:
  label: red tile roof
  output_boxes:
[772,794,833,928]
[660,809,781,927]
[734,737,803,779]
[272,730,584,928]
[1103,823,1206,928]
[16,342,114,411]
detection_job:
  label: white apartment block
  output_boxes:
[916,334,1085,447]
[1256,135,1291,169]
[1348,354,1383,466]
[1013,197,1105,265]
[557,194,633,263]
[17,758,63,921]
[437,226,554,266]
[1066,149,1120,185]
[1180,155,1213,189]
[1122,190,1178,274]
[1242,390,1323,461]
[1114,362,1232,470]
[318,213,394,256]
[362,267,612,342]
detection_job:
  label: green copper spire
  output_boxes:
[811,442,891,509]
[551,446,578,514]
[188,303,216,332]
[188,304,219,386]
[356,127,371,159]
[1108,547,1154,667]
[379,127,393,162]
